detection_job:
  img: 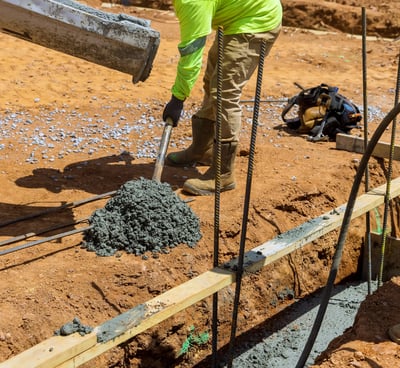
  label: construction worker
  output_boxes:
[162,0,282,196]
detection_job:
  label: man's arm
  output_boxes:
[171,1,213,100]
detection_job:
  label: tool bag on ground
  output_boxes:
[281,83,362,141]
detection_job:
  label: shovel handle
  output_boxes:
[152,118,174,182]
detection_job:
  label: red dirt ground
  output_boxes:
[0,1,400,367]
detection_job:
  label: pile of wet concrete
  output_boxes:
[82,178,201,257]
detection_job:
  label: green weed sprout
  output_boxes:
[179,325,209,356]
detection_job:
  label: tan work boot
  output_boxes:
[388,323,400,343]
[182,141,238,196]
[166,115,214,166]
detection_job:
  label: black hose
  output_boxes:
[378,51,400,286]
[295,102,400,368]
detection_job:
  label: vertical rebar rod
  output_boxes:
[361,7,373,295]
[227,39,267,368]
[211,26,224,368]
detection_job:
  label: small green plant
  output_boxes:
[179,325,209,356]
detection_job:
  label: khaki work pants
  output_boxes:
[195,25,281,142]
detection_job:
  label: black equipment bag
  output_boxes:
[281,83,362,141]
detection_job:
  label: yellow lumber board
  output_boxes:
[336,133,400,160]
[3,178,400,368]
[58,177,400,367]
[0,333,97,368]
[233,176,400,273]
[58,268,235,367]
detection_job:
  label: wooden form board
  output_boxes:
[336,133,400,160]
[3,177,400,368]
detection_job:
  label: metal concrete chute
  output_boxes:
[0,0,160,83]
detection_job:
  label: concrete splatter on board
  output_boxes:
[82,178,202,256]
[54,317,93,336]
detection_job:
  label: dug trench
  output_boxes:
[1,1,400,368]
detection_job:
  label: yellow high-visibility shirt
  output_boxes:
[171,0,283,100]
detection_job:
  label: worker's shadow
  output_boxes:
[15,152,198,194]
[0,153,198,238]
[0,200,78,245]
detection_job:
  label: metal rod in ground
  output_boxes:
[361,6,373,295]
[211,26,224,368]
[240,98,288,103]
[0,191,115,228]
[0,225,92,256]
[227,39,267,368]
[0,218,89,247]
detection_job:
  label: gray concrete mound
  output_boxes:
[54,317,93,337]
[82,178,201,256]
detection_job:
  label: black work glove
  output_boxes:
[163,95,184,127]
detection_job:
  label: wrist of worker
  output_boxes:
[163,94,185,126]
[171,94,185,105]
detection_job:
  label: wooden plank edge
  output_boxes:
[57,268,235,367]
[2,177,400,368]
[237,177,400,273]
[0,269,234,368]
[0,333,98,368]
[57,177,400,367]
[336,133,400,160]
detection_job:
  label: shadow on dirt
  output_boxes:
[0,153,198,238]
[14,152,197,194]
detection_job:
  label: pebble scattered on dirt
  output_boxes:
[82,177,202,256]
[0,105,170,163]
[0,101,387,166]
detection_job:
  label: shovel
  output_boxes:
[152,117,174,182]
